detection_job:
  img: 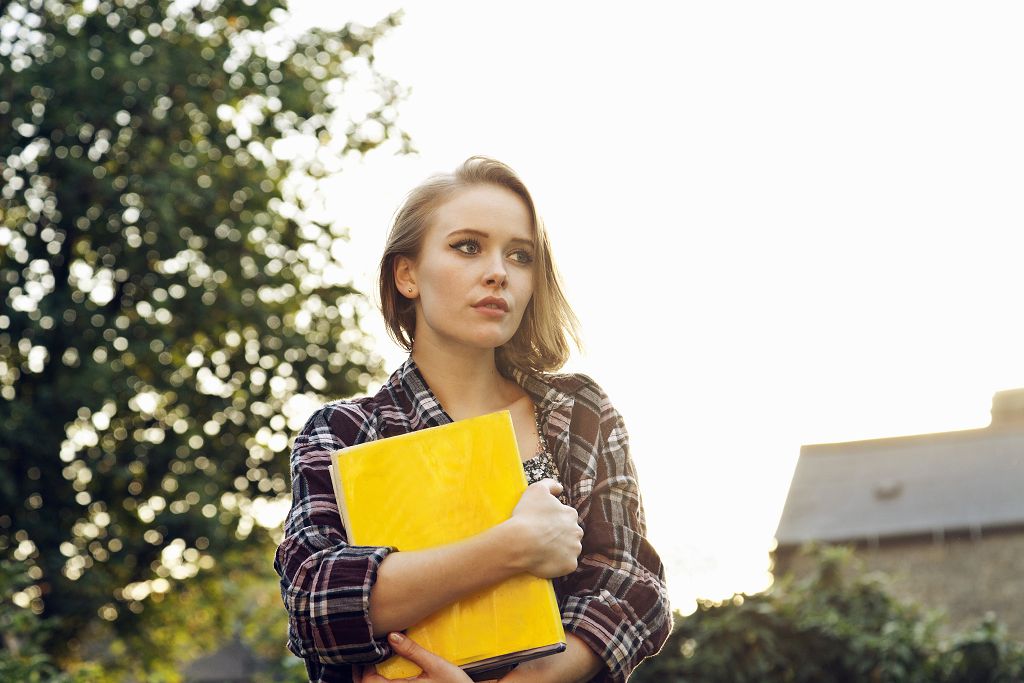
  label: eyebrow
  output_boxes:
[446,228,535,248]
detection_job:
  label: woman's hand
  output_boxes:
[507,479,583,579]
[354,632,479,683]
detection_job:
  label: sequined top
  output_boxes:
[523,403,569,505]
[522,450,562,487]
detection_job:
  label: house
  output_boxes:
[773,388,1024,636]
[182,636,265,683]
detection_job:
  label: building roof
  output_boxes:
[182,637,263,682]
[775,421,1024,547]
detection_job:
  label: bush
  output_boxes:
[632,546,1024,683]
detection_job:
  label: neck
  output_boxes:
[411,338,524,421]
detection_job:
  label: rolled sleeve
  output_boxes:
[274,405,399,668]
[277,529,397,664]
[560,403,673,682]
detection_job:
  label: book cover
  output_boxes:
[328,410,566,680]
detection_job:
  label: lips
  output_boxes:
[473,296,509,312]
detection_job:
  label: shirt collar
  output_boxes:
[384,355,448,429]
[389,354,573,428]
[505,364,574,419]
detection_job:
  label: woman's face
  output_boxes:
[399,183,536,353]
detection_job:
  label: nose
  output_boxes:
[484,255,508,289]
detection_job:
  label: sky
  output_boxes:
[287,1,1024,613]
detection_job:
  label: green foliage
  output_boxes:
[92,546,306,681]
[0,0,408,664]
[632,547,1024,683]
[0,560,107,682]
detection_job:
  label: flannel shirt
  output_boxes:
[274,356,672,682]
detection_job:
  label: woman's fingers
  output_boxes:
[510,479,582,578]
[540,478,563,496]
[353,633,471,682]
[356,633,473,682]
[386,632,451,674]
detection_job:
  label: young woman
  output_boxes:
[275,157,672,683]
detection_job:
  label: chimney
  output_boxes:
[990,388,1024,427]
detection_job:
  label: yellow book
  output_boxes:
[328,410,567,681]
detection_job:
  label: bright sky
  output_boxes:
[287,1,1024,613]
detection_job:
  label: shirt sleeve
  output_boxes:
[273,404,398,667]
[559,392,673,682]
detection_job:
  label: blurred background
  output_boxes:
[2,0,1023,680]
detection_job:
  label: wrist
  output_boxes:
[501,634,604,683]
[493,517,528,573]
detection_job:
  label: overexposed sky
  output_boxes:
[289,1,1024,612]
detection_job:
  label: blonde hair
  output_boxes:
[378,156,581,374]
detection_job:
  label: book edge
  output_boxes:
[334,409,514,458]
[461,640,567,678]
[327,461,353,541]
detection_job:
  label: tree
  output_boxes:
[0,0,409,661]
[96,545,307,681]
[631,547,1024,682]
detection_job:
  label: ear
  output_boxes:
[394,255,418,299]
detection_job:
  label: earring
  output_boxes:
[407,287,413,293]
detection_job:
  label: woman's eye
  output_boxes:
[510,249,534,265]
[451,239,532,264]
[451,239,481,255]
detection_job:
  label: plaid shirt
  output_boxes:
[274,356,672,682]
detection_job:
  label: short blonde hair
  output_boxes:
[378,156,581,374]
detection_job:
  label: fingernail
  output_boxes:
[389,632,404,644]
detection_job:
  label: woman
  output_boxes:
[275,157,672,683]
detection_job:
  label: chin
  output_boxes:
[463,331,516,350]
[476,338,515,351]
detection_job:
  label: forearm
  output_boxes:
[502,634,604,683]
[368,518,526,637]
